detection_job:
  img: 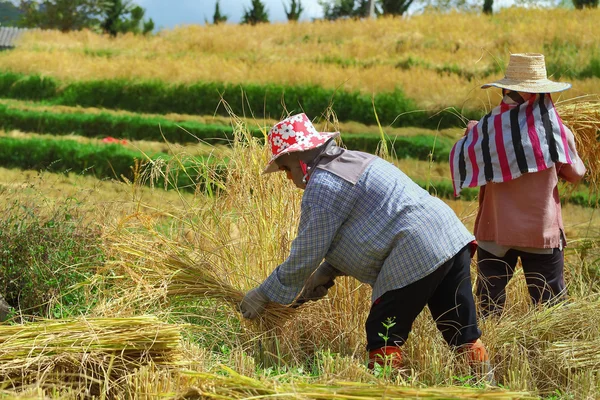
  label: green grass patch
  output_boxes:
[0,102,245,145]
[0,135,226,193]
[415,178,598,208]
[0,103,457,162]
[0,197,104,318]
[0,71,477,128]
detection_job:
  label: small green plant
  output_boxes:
[452,373,486,389]
[545,389,576,400]
[372,317,398,379]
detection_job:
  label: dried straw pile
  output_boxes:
[556,99,600,197]
[0,316,182,393]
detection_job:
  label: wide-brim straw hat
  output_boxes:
[263,113,339,174]
[481,53,571,93]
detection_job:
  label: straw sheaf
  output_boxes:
[112,240,297,325]
[0,316,182,391]
[556,99,600,198]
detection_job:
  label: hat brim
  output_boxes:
[262,132,340,174]
[481,78,571,93]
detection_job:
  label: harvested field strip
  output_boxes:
[0,100,245,145]
[0,127,231,158]
[0,71,472,128]
[0,102,457,161]
[0,98,458,138]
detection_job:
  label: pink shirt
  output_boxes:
[474,125,586,249]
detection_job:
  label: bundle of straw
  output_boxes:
[113,241,297,325]
[176,366,534,400]
[0,316,182,391]
[556,99,600,197]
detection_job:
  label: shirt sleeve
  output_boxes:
[319,261,346,278]
[557,125,587,183]
[259,202,345,305]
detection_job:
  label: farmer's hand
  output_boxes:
[299,262,337,302]
[240,287,270,319]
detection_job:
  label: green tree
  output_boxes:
[242,0,269,25]
[483,0,493,13]
[17,0,153,33]
[319,0,372,19]
[572,0,598,8]
[17,0,104,32]
[284,0,304,21]
[0,1,23,26]
[213,0,227,24]
[354,0,370,16]
[101,0,154,36]
[379,0,413,15]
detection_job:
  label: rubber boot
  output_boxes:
[368,346,402,370]
[460,339,495,385]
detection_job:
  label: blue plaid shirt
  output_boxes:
[260,157,474,304]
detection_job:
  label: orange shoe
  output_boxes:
[462,338,489,363]
[460,339,495,385]
[368,346,402,370]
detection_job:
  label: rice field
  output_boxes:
[0,7,600,399]
[1,8,599,111]
[1,117,599,398]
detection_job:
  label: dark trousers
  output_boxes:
[475,247,566,317]
[365,245,481,351]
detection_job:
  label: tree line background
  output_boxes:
[0,0,598,34]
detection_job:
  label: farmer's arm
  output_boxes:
[557,125,586,183]
[259,202,345,305]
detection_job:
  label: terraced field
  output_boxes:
[0,8,599,398]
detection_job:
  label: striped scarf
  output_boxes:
[450,93,574,197]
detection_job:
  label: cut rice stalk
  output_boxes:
[0,315,182,390]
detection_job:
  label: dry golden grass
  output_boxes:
[1,8,598,110]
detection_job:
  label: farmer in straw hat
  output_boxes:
[450,53,586,317]
[240,113,492,377]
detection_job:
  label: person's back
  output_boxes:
[475,166,564,249]
[304,155,473,301]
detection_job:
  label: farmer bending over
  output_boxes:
[240,113,491,376]
[450,53,586,317]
